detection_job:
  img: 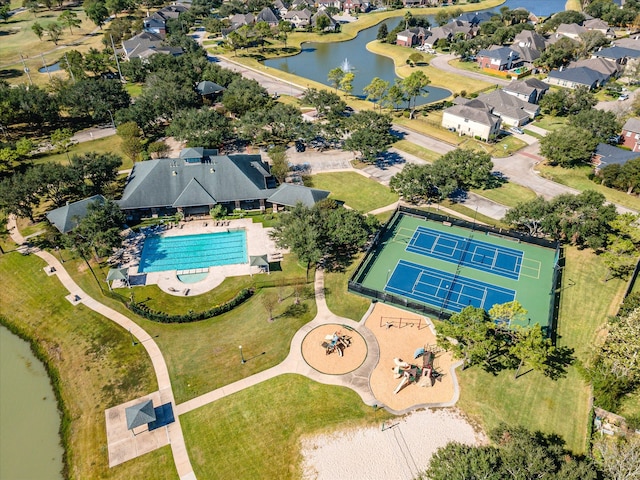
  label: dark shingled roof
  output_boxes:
[267,183,330,208]
[594,143,640,168]
[45,195,105,233]
[118,154,275,210]
[126,400,156,430]
[547,66,608,87]
[196,81,224,96]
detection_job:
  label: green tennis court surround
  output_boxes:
[349,208,561,330]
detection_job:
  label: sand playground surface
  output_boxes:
[302,324,367,375]
[301,408,482,480]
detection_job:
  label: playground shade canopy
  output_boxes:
[125,400,156,430]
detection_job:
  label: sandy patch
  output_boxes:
[301,324,367,375]
[366,303,458,411]
[301,408,481,480]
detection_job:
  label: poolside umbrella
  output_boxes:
[125,400,156,432]
[249,255,269,276]
[106,268,130,290]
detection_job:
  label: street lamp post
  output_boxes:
[55,246,64,263]
[107,109,116,130]
[239,345,246,364]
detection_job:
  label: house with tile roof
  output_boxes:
[556,23,587,40]
[284,8,312,28]
[122,32,183,60]
[513,30,547,52]
[545,66,609,89]
[46,195,106,233]
[621,118,640,152]
[442,104,501,141]
[583,18,615,38]
[256,7,279,26]
[474,89,539,126]
[117,149,328,218]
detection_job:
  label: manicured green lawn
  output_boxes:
[458,247,628,453]
[532,115,569,132]
[308,171,399,213]
[536,164,640,212]
[181,374,392,480]
[324,253,371,321]
[0,252,171,479]
[392,140,441,163]
[471,182,538,208]
[32,135,131,170]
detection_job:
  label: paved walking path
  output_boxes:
[7,215,197,480]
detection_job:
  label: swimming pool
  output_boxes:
[138,231,247,273]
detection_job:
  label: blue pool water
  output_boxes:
[139,231,247,273]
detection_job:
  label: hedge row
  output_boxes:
[127,288,254,323]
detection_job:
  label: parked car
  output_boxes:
[509,126,524,135]
[295,140,306,152]
[618,94,629,101]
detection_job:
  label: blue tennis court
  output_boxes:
[385,260,516,313]
[405,226,523,280]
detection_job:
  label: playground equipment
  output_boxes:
[380,316,425,329]
[392,346,443,394]
[321,331,352,356]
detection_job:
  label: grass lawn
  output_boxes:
[392,139,441,163]
[124,83,144,98]
[471,182,538,208]
[532,115,569,132]
[307,171,399,212]
[181,374,393,480]
[31,135,131,170]
[565,0,582,11]
[324,253,371,321]
[450,58,512,82]
[536,164,640,212]
[1,7,105,87]
[0,252,172,479]
[458,247,628,453]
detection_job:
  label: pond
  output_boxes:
[38,62,61,73]
[264,0,566,102]
[0,326,64,480]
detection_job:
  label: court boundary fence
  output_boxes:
[349,206,561,326]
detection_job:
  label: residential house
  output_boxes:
[284,8,312,28]
[454,11,494,26]
[396,27,429,47]
[442,103,501,141]
[402,0,424,7]
[122,32,183,61]
[143,4,189,36]
[593,46,640,66]
[316,0,342,10]
[290,0,309,9]
[256,7,280,26]
[621,118,640,152]
[545,66,609,89]
[503,77,549,104]
[273,0,289,16]
[555,23,587,41]
[570,57,620,79]
[475,89,539,126]
[513,30,547,52]
[583,18,615,38]
[612,36,640,51]
[477,46,522,71]
[510,44,541,68]
[229,13,255,29]
[46,195,106,233]
[423,21,476,48]
[311,10,337,31]
[343,0,368,13]
[591,143,640,172]
[117,148,329,218]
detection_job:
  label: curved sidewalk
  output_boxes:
[7,216,197,480]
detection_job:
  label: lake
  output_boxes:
[264,0,567,101]
[0,326,64,480]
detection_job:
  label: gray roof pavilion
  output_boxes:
[267,184,330,208]
[125,400,156,431]
[45,195,105,233]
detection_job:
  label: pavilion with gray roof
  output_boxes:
[46,195,105,233]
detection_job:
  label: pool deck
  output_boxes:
[114,219,287,296]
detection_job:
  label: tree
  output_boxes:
[327,67,345,92]
[383,83,405,111]
[502,196,550,236]
[376,22,388,41]
[32,21,44,40]
[389,163,441,203]
[0,148,19,173]
[535,37,578,71]
[339,72,354,96]
[105,0,128,17]
[60,49,86,81]
[46,22,63,45]
[301,88,345,119]
[569,109,620,143]
[277,20,292,47]
[57,77,130,121]
[261,291,278,322]
[166,108,232,148]
[315,14,330,33]
[539,126,598,167]
[116,121,143,162]
[401,70,430,118]
[425,443,502,480]
[83,48,109,76]
[254,21,272,50]
[0,5,10,22]
[84,0,109,28]
[15,137,34,157]
[239,102,308,146]
[593,435,640,480]
[602,237,638,279]
[439,148,494,191]
[508,324,554,379]
[147,141,170,159]
[59,10,81,34]
[51,128,75,153]
[539,89,569,116]
[222,77,270,115]
[363,77,389,111]
[267,146,289,183]
[343,110,394,162]
[25,0,38,17]
[70,152,121,195]
[488,300,527,327]
[0,169,41,221]
[407,52,424,67]
[68,199,125,260]
[599,307,640,382]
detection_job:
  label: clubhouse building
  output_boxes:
[118,148,329,219]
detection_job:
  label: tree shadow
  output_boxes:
[545,345,575,380]
[0,68,22,79]
[279,302,308,318]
